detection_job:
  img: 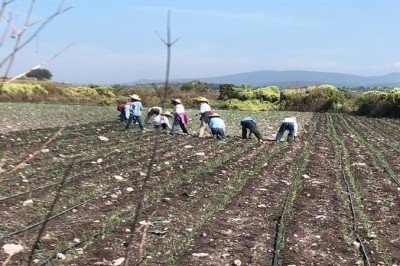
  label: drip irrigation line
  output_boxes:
[272,168,298,266]
[1,189,111,240]
[339,152,371,266]
[272,117,318,266]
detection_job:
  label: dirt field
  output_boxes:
[0,103,399,265]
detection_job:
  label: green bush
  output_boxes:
[255,86,280,102]
[355,89,400,117]
[222,99,279,111]
[281,84,349,112]
[218,84,237,100]
[236,88,256,100]
[180,80,211,92]
[0,83,48,100]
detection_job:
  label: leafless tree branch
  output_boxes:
[5,41,75,83]
[0,3,74,73]
[154,9,180,105]
[3,0,36,78]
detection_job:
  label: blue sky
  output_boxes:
[3,0,400,84]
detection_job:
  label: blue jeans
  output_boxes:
[275,122,295,142]
[126,115,144,130]
[211,128,226,140]
[170,116,188,135]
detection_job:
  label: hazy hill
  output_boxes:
[128,70,400,87]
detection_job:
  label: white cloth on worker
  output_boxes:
[173,104,185,114]
[282,117,298,136]
[197,102,211,115]
[153,115,171,128]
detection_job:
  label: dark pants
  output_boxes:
[126,115,144,130]
[276,122,295,142]
[211,128,226,140]
[119,111,127,122]
[154,123,168,130]
[241,120,263,140]
[171,116,188,135]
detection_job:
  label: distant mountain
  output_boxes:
[127,70,400,87]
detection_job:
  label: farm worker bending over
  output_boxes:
[240,116,263,143]
[153,111,172,130]
[125,94,145,131]
[170,99,189,136]
[117,100,131,123]
[195,97,213,138]
[208,113,226,140]
[145,106,162,124]
[275,117,298,142]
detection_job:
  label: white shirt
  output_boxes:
[197,102,211,115]
[153,115,171,128]
[283,117,298,136]
[173,104,185,114]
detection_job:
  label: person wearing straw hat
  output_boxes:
[125,94,145,131]
[208,113,226,140]
[153,111,172,130]
[145,106,163,124]
[170,98,189,136]
[195,96,213,138]
[241,116,263,144]
[275,116,298,142]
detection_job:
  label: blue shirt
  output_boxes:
[209,117,226,130]
[125,101,143,118]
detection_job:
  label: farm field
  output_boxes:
[0,102,399,265]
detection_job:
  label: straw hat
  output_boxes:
[162,111,172,118]
[208,113,220,118]
[195,96,209,103]
[172,98,182,104]
[130,94,141,101]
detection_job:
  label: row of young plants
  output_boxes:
[0,135,216,238]
[164,143,289,264]
[272,116,318,265]
[2,137,246,264]
[337,114,400,187]
[53,140,258,265]
[327,114,395,264]
[67,140,267,265]
[345,115,400,157]
[0,132,174,198]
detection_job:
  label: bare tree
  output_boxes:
[0,0,74,84]
[123,10,181,265]
[155,9,180,105]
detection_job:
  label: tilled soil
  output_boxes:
[1,112,399,265]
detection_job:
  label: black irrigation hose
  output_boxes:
[1,189,113,240]
[271,170,297,266]
[339,152,371,266]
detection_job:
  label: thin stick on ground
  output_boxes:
[27,163,74,265]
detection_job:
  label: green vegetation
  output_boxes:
[25,68,53,80]
[180,80,211,92]
[354,88,400,118]
[0,80,399,117]
[281,84,349,112]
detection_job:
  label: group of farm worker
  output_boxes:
[117,95,298,142]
